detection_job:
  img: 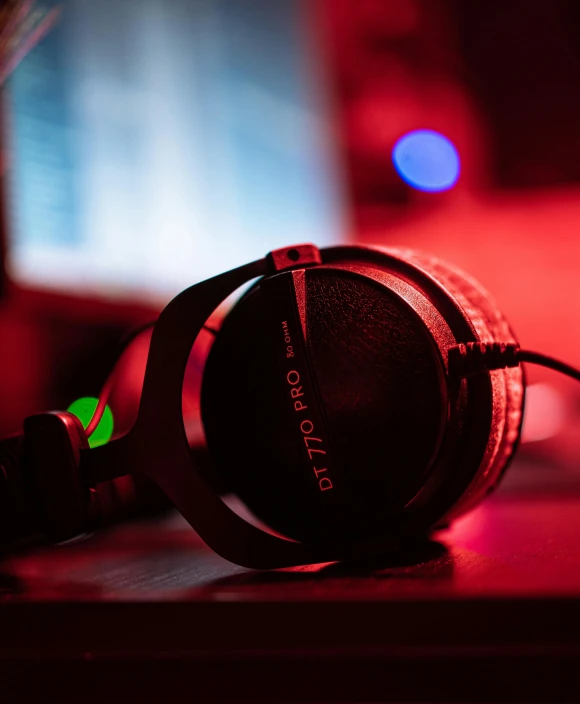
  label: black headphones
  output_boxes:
[0,243,540,568]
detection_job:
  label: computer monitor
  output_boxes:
[4,0,346,305]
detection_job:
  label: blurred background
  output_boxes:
[1,0,580,487]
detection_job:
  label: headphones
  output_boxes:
[0,243,538,568]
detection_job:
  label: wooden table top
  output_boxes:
[2,457,580,702]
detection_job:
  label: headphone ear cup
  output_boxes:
[22,411,92,542]
[201,265,447,544]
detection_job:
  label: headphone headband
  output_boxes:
[82,245,379,568]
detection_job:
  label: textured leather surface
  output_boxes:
[304,271,443,519]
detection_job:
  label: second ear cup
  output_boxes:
[200,263,448,544]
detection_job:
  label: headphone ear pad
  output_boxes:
[390,249,525,515]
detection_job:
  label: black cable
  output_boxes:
[517,350,580,384]
[448,341,580,384]
[118,320,218,357]
[85,321,219,438]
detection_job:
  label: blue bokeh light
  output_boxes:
[392,129,460,192]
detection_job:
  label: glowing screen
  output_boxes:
[6,0,345,302]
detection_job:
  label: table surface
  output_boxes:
[2,457,580,702]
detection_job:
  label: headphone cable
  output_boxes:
[448,342,580,383]
[84,322,218,440]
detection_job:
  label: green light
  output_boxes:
[67,397,114,448]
